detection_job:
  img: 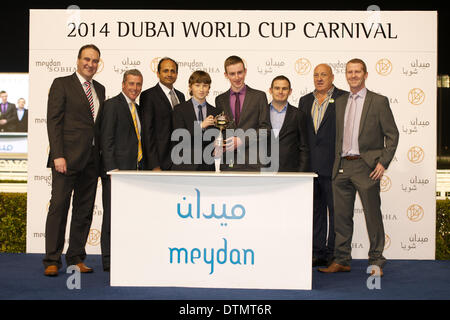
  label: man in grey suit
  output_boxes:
[215,55,271,171]
[319,58,399,277]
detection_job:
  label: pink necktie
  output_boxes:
[342,95,357,154]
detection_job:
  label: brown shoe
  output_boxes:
[369,265,384,277]
[318,262,351,273]
[76,262,94,273]
[44,265,58,277]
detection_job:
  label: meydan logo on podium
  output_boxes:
[169,188,255,275]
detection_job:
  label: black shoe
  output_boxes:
[312,257,329,267]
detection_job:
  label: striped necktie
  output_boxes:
[83,81,95,119]
[131,102,143,163]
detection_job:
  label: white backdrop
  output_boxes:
[27,9,436,260]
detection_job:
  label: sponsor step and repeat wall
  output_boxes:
[28,10,436,260]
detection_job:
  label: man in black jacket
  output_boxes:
[100,69,144,271]
[298,63,347,267]
[267,75,309,172]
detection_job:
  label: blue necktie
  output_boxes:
[198,105,204,122]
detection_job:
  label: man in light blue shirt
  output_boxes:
[267,75,309,172]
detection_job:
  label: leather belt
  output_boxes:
[343,155,362,160]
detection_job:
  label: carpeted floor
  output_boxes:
[1,253,449,300]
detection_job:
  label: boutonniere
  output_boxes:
[329,98,335,103]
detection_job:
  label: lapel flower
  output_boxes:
[329,98,335,103]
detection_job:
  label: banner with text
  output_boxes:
[28,9,437,259]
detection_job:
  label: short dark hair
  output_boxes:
[271,75,291,89]
[224,55,245,73]
[0,91,6,95]
[188,71,211,96]
[346,58,367,73]
[123,69,143,83]
[157,57,178,73]
[77,44,101,59]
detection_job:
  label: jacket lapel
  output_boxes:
[336,92,349,146]
[317,89,338,132]
[238,85,252,126]
[71,73,94,122]
[186,99,198,131]
[155,84,173,113]
[220,91,234,129]
[358,90,373,138]
[277,103,292,140]
[118,93,138,139]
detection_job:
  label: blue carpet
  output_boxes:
[1,253,449,300]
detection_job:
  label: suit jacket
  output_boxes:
[332,89,399,179]
[0,102,17,132]
[46,73,106,172]
[172,99,220,171]
[139,83,185,170]
[101,93,144,171]
[9,109,28,132]
[299,87,347,177]
[267,103,310,172]
[215,85,271,170]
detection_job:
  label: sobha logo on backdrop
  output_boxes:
[375,58,392,76]
[408,88,425,105]
[294,58,311,75]
[407,146,425,164]
[380,175,391,192]
[407,204,424,222]
[168,188,254,275]
[87,229,101,246]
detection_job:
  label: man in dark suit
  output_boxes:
[172,71,220,171]
[267,75,309,172]
[9,98,28,132]
[319,58,399,277]
[100,69,144,271]
[140,57,185,170]
[215,55,271,171]
[0,90,17,132]
[299,64,347,267]
[43,44,105,277]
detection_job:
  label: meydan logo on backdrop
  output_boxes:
[169,188,255,275]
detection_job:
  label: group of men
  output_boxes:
[0,91,28,132]
[43,44,399,279]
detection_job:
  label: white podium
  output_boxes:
[110,171,316,290]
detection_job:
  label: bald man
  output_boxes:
[298,64,347,267]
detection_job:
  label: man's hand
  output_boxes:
[224,136,243,152]
[54,157,67,174]
[201,115,215,129]
[369,162,385,180]
[152,166,162,171]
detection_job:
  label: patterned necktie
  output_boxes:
[342,95,357,154]
[169,90,179,108]
[83,81,95,119]
[198,105,204,122]
[131,102,143,163]
[234,91,240,125]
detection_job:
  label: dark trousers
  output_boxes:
[101,176,111,269]
[313,175,335,260]
[43,151,98,269]
[332,158,386,267]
